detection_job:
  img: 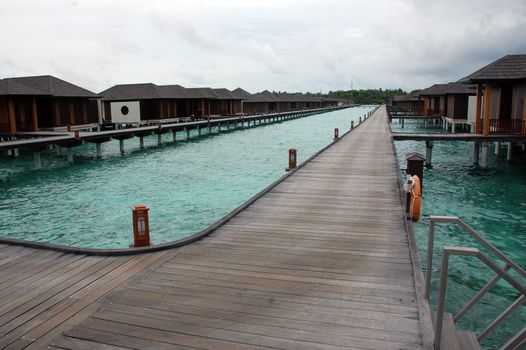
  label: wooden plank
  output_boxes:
[20,253,164,350]
[61,327,197,350]
[2,107,428,349]
[53,334,134,350]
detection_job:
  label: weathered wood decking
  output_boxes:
[0,107,428,349]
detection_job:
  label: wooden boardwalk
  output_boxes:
[0,107,428,349]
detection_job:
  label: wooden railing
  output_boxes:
[489,119,526,135]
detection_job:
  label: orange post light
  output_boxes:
[288,148,297,170]
[334,128,339,140]
[132,204,150,247]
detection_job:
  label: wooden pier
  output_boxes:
[0,107,432,349]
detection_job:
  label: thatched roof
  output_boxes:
[2,75,98,97]
[459,54,526,83]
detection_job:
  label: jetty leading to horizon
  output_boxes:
[0,106,437,349]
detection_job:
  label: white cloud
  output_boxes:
[0,0,524,93]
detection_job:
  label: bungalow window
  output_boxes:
[268,102,277,111]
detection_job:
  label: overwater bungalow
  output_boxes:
[243,90,280,114]
[419,83,450,117]
[442,83,477,130]
[0,75,99,132]
[459,54,526,135]
[391,91,424,114]
[100,83,243,124]
[242,90,338,115]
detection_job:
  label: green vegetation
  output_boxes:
[303,88,406,104]
[327,89,406,104]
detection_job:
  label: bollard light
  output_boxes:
[351,121,354,129]
[359,116,362,123]
[132,204,150,247]
[288,148,297,170]
[74,130,80,140]
[334,128,339,140]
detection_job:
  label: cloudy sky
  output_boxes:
[0,0,525,93]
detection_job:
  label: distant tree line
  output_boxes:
[304,88,406,104]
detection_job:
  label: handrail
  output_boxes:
[434,246,526,350]
[426,216,526,350]
[425,215,526,299]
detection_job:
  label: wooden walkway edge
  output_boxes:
[0,106,432,349]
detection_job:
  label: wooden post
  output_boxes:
[288,148,297,170]
[483,84,492,136]
[132,204,150,247]
[31,97,39,131]
[423,98,429,117]
[208,100,211,117]
[201,99,205,118]
[82,100,88,124]
[69,100,75,125]
[425,141,433,167]
[475,84,482,134]
[8,96,16,133]
[53,101,61,126]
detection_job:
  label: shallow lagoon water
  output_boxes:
[392,119,525,350]
[0,107,372,248]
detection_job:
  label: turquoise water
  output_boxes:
[0,107,372,249]
[392,119,526,350]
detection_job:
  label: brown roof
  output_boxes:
[160,85,189,99]
[100,83,165,101]
[393,92,420,102]
[418,84,450,96]
[0,79,48,96]
[443,83,476,95]
[245,90,279,103]
[231,87,252,99]
[4,75,98,98]
[185,87,218,99]
[459,54,526,82]
[213,88,237,100]
[419,83,476,96]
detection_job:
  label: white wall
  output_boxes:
[467,95,477,123]
[110,101,141,123]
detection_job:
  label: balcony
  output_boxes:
[489,119,526,135]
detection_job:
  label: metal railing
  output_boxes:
[489,119,526,135]
[425,216,526,350]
